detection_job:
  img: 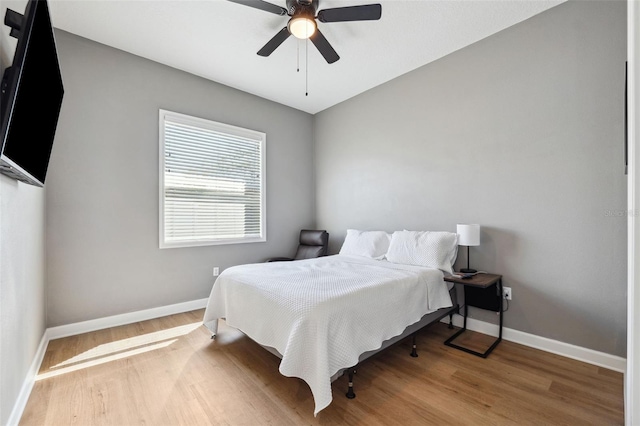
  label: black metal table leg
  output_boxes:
[444,278,503,358]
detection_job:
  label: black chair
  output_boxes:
[267,229,329,262]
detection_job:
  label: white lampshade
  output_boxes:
[457,224,480,246]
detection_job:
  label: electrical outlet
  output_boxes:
[503,287,512,300]
[213,267,219,276]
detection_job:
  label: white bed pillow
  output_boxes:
[385,230,458,274]
[339,229,391,260]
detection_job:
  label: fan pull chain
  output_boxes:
[305,37,309,96]
[297,40,299,73]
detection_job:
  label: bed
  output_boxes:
[202,230,459,415]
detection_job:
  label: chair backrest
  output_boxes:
[293,230,329,260]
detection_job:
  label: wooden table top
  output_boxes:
[444,272,502,288]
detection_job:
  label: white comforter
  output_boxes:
[202,254,452,415]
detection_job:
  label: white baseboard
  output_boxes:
[6,331,49,426]
[445,314,627,373]
[47,298,208,340]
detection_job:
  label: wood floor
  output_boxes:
[21,309,623,425]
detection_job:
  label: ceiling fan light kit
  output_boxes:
[227,0,382,64]
[288,16,316,39]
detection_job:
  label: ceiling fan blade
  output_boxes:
[226,0,288,16]
[257,27,291,56]
[310,29,339,64]
[318,4,381,23]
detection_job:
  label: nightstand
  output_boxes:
[443,273,503,358]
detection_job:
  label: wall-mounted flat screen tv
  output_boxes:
[0,0,64,187]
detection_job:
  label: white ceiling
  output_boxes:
[48,0,565,114]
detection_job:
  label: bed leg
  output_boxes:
[345,368,356,399]
[448,313,454,329]
[410,333,418,357]
[209,319,219,340]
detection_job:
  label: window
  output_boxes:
[159,110,266,248]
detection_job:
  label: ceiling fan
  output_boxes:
[227,0,382,64]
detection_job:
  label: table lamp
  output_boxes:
[457,224,480,273]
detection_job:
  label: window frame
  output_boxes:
[159,109,266,249]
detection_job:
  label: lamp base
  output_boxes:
[460,268,477,273]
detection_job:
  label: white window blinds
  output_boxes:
[159,110,266,248]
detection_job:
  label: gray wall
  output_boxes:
[0,1,47,424]
[46,31,315,326]
[314,0,627,356]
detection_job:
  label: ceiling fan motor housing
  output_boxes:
[287,0,318,17]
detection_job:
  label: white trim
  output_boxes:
[6,331,49,426]
[158,109,267,249]
[47,298,208,340]
[444,314,626,373]
[627,1,639,424]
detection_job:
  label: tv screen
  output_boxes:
[0,0,64,187]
